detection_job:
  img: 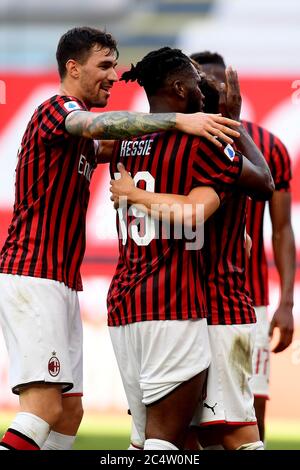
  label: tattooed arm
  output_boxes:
[65,110,240,148]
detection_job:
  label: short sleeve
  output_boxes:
[39,96,85,142]
[191,139,243,202]
[268,136,292,192]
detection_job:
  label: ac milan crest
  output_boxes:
[48,351,60,377]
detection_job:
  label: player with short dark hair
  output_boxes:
[108,47,273,450]
[0,29,241,452]
[56,26,119,80]
[191,51,225,69]
[193,51,295,443]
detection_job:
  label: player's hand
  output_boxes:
[110,162,136,208]
[221,67,242,121]
[175,112,240,147]
[269,305,294,353]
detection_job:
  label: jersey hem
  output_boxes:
[207,318,257,326]
[107,312,207,326]
[0,268,82,292]
[253,301,269,308]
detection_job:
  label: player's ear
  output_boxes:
[173,79,185,99]
[65,59,80,79]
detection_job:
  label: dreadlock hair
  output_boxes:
[190,51,226,68]
[121,47,195,96]
[56,26,119,79]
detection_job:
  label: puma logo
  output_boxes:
[203,402,217,415]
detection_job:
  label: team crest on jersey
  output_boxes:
[48,352,60,377]
[223,144,235,161]
[64,101,82,112]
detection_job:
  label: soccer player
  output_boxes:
[192,51,295,443]
[0,29,241,452]
[107,47,273,451]
[118,60,274,452]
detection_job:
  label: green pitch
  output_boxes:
[73,416,300,450]
[1,413,299,450]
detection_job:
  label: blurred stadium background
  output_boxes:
[0,0,300,450]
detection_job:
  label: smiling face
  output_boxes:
[76,45,118,108]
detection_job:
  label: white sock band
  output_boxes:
[10,412,50,448]
[42,431,76,450]
[144,438,178,450]
[236,440,264,450]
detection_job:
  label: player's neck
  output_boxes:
[58,82,90,109]
[149,96,185,114]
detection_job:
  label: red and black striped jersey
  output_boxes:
[107,131,243,326]
[0,95,97,291]
[243,120,292,306]
[203,190,256,325]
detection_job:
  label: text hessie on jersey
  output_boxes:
[120,139,154,157]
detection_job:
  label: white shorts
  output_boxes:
[0,274,83,395]
[109,319,211,443]
[192,323,257,426]
[249,306,270,399]
[129,419,144,450]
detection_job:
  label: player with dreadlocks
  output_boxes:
[107,47,273,450]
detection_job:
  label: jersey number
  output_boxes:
[114,171,156,246]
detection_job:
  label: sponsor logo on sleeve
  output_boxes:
[223,144,235,161]
[63,101,82,112]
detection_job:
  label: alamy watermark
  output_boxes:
[117,198,205,250]
[96,198,205,250]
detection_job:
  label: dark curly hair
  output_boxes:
[121,47,195,96]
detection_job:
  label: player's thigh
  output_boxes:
[146,369,208,445]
